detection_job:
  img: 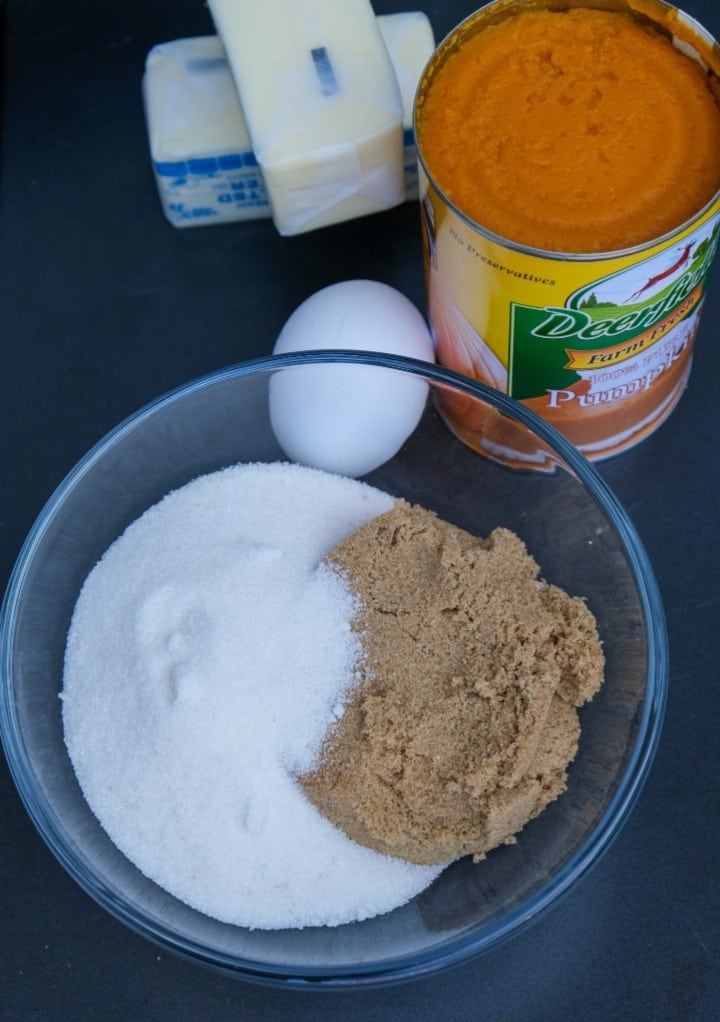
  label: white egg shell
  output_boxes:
[269,280,435,477]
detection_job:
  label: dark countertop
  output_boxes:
[2,1,719,1018]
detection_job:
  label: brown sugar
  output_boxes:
[300,501,604,865]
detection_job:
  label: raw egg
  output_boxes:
[269,280,435,477]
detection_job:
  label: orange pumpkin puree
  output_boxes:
[416,8,720,253]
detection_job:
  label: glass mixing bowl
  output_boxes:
[0,353,668,988]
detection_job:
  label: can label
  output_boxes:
[420,169,720,463]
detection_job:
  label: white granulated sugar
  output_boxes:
[62,461,443,929]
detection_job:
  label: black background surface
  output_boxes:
[2,1,719,1018]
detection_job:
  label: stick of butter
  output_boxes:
[205,0,407,235]
[143,13,434,230]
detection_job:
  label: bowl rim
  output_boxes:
[0,351,669,988]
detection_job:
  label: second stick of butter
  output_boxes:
[208,0,405,235]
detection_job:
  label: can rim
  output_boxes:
[413,0,720,263]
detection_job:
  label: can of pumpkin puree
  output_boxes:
[415,0,720,469]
